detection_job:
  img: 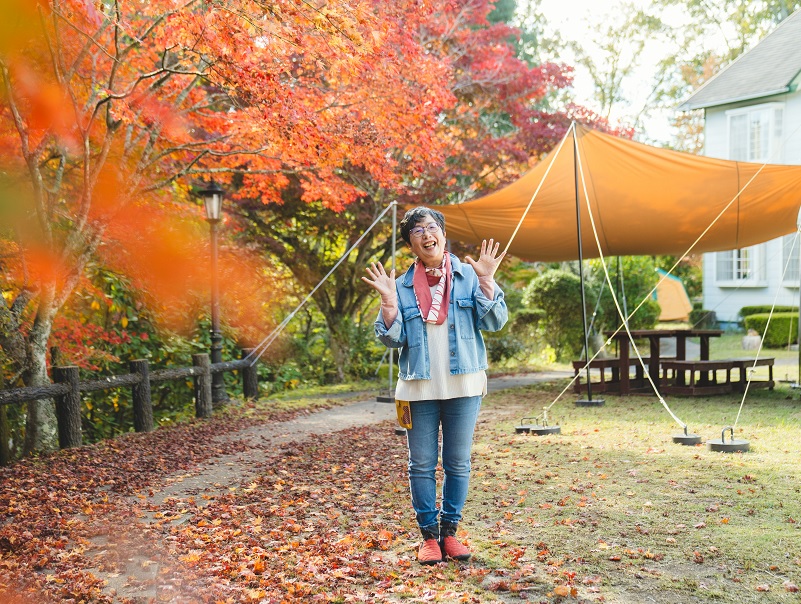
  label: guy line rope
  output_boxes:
[731,228,799,429]
[243,202,396,366]
[240,122,574,371]
[503,120,801,433]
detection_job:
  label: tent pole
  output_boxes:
[572,123,594,403]
[795,254,801,388]
[787,186,801,393]
[617,256,628,321]
[795,209,801,391]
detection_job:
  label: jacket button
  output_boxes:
[449,324,454,329]
[450,351,455,357]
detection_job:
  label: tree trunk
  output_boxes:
[326,321,350,383]
[23,290,59,455]
[1,290,33,464]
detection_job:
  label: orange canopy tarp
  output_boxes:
[437,124,801,261]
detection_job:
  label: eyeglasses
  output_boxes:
[409,223,441,239]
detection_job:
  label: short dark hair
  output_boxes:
[399,207,446,244]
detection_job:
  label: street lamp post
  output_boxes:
[200,181,228,404]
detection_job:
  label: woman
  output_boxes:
[362,206,507,565]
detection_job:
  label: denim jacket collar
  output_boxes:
[400,253,465,288]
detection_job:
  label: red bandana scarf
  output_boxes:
[412,254,451,324]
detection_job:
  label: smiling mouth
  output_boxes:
[422,241,437,251]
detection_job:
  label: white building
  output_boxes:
[678,9,801,328]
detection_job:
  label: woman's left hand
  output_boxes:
[465,239,506,279]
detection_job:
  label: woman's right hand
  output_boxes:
[363,262,397,327]
[362,262,397,303]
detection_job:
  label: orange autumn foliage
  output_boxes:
[2,0,424,343]
[3,0,439,450]
[0,0,473,326]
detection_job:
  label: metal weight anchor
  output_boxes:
[672,424,702,446]
[515,409,561,435]
[706,426,750,453]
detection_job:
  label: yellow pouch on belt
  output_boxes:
[395,399,412,429]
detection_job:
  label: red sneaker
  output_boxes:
[418,538,443,565]
[440,535,471,561]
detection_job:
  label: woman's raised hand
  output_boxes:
[362,262,397,303]
[465,239,506,279]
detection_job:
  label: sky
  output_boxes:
[533,0,682,145]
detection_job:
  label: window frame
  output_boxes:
[782,233,801,288]
[725,102,784,163]
[714,244,767,288]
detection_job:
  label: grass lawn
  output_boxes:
[459,380,801,603]
[244,340,801,601]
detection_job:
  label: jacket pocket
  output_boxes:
[401,306,423,348]
[455,299,476,339]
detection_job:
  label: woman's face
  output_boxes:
[408,216,446,267]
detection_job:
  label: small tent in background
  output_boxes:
[653,268,693,322]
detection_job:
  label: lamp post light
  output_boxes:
[200,180,228,404]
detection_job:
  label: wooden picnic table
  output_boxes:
[603,328,723,395]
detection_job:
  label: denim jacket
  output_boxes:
[374,254,508,380]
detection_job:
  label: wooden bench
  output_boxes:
[728,357,775,392]
[572,358,622,393]
[628,356,672,388]
[660,359,734,396]
[572,357,664,394]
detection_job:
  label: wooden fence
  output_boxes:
[0,349,260,450]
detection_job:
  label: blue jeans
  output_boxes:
[405,395,482,531]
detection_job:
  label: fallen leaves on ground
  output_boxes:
[3,386,801,603]
[1,401,553,603]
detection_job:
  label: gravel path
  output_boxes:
[145,372,569,505]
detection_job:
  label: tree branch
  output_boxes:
[138,151,210,193]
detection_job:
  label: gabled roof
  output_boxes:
[678,9,801,111]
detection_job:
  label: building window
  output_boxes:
[716,245,765,286]
[782,234,800,285]
[727,103,784,162]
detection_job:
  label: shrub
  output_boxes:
[739,305,797,319]
[690,308,717,329]
[743,312,798,348]
[485,330,528,364]
[485,306,545,366]
[627,298,661,330]
[523,269,592,360]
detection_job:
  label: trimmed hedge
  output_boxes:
[739,305,797,319]
[743,312,799,348]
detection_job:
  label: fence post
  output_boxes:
[52,366,82,449]
[130,359,154,432]
[242,349,259,400]
[193,353,212,418]
[0,406,9,466]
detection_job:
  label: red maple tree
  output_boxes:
[0,0,409,453]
